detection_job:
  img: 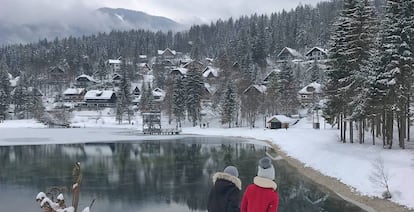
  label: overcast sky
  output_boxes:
[1,0,324,25]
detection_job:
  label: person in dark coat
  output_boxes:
[241,156,279,212]
[207,165,242,212]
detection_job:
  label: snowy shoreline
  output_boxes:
[0,118,413,211]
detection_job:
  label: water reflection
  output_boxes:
[0,137,364,212]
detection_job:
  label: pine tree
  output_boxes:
[376,0,413,148]
[172,77,186,128]
[278,62,299,115]
[220,83,237,128]
[116,67,133,124]
[324,0,358,129]
[185,65,203,127]
[0,63,11,120]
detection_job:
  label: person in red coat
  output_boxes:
[241,156,279,212]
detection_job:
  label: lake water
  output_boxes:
[0,136,365,212]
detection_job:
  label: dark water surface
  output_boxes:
[0,137,365,212]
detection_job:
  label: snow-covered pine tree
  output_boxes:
[324,0,358,142]
[265,70,280,115]
[220,83,237,128]
[346,0,379,143]
[12,75,29,118]
[116,66,133,124]
[0,62,11,120]
[277,62,299,115]
[172,76,186,128]
[377,0,413,148]
[185,65,203,127]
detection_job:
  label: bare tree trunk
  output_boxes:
[343,114,347,143]
[350,120,354,144]
[359,121,363,144]
[407,98,410,143]
[372,118,375,145]
[382,111,386,147]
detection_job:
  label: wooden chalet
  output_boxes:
[266,115,295,129]
[262,69,280,85]
[277,47,303,62]
[152,88,165,102]
[305,47,328,61]
[298,82,324,105]
[75,74,97,88]
[83,90,117,108]
[157,48,176,60]
[183,60,204,71]
[63,88,86,102]
[202,66,219,80]
[48,66,68,83]
[243,84,267,96]
[108,59,121,74]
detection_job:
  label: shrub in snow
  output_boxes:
[369,157,392,199]
[35,162,93,212]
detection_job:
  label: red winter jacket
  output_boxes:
[241,176,279,212]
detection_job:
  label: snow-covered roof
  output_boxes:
[9,76,20,87]
[244,84,267,94]
[267,115,297,124]
[63,88,85,95]
[108,59,121,64]
[262,69,280,82]
[84,90,115,100]
[203,66,219,78]
[75,74,96,83]
[171,67,188,75]
[305,47,328,56]
[277,47,303,58]
[130,82,143,93]
[152,88,165,97]
[158,48,176,56]
[298,82,323,94]
[204,83,217,95]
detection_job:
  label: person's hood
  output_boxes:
[253,176,277,190]
[213,172,242,190]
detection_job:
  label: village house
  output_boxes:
[83,90,117,108]
[62,88,86,102]
[183,60,204,71]
[152,88,165,102]
[75,74,97,88]
[108,59,121,75]
[202,66,219,82]
[305,47,328,61]
[266,115,296,129]
[298,82,324,106]
[261,69,280,85]
[277,47,303,62]
[157,48,176,60]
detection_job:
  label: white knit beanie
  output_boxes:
[257,157,275,180]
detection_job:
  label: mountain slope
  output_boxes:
[97,7,182,31]
[0,7,183,45]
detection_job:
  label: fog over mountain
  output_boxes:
[0,7,182,45]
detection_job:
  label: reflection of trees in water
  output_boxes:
[0,140,364,212]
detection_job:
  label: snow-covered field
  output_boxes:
[0,115,413,209]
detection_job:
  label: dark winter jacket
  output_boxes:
[207,172,242,212]
[241,176,279,212]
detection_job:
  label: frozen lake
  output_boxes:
[0,136,365,211]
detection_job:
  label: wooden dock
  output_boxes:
[143,128,181,135]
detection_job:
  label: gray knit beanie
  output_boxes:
[257,157,275,180]
[223,166,239,178]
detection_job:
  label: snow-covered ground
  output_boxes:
[0,115,413,209]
